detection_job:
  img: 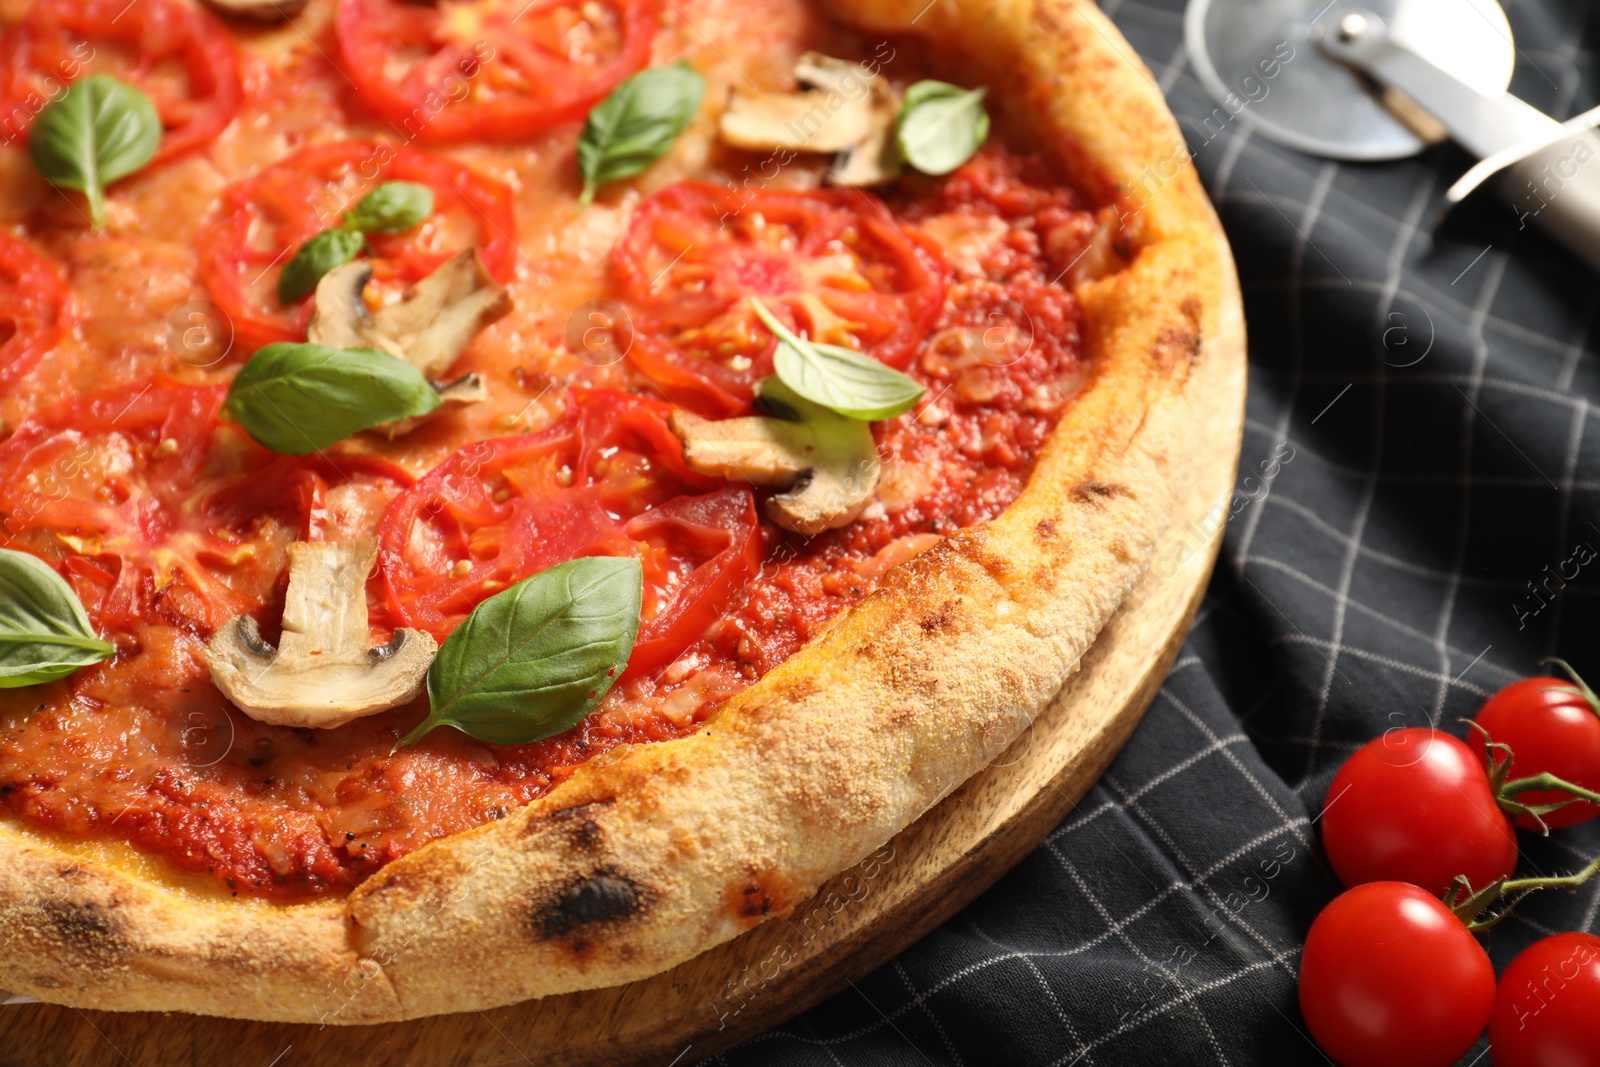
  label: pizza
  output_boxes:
[0,0,1242,1024]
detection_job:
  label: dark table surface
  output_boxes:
[716,0,1600,1063]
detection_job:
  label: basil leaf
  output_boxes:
[279,183,432,304]
[0,548,115,688]
[577,62,706,205]
[277,227,365,305]
[896,80,989,176]
[405,557,643,747]
[750,298,925,420]
[345,181,435,234]
[224,342,440,455]
[28,74,161,230]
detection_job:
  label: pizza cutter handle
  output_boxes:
[1323,8,1600,273]
[1481,131,1600,274]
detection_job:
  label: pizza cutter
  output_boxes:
[1185,0,1600,271]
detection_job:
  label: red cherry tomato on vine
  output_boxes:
[1321,728,1517,897]
[1475,676,1600,830]
[1490,931,1600,1067]
[1300,882,1494,1067]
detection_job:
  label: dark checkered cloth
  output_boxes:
[714,0,1600,1063]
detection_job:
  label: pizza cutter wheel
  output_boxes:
[1186,0,1600,271]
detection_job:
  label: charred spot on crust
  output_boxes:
[542,800,613,852]
[951,528,1013,582]
[534,866,645,940]
[724,872,798,926]
[41,901,123,959]
[1071,480,1130,506]
[736,884,771,919]
[886,703,921,728]
[918,601,959,634]
[768,673,822,704]
[1151,325,1201,373]
[1034,518,1058,541]
[573,819,603,850]
[550,800,613,822]
[741,674,822,723]
[44,901,113,940]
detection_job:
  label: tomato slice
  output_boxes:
[621,487,762,680]
[0,0,241,163]
[0,231,70,389]
[334,0,658,143]
[0,380,412,634]
[611,182,948,415]
[196,141,517,356]
[377,388,759,678]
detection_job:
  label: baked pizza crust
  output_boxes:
[0,0,1244,1022]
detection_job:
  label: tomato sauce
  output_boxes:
[0,0,1117,899]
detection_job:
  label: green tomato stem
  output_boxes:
[1462,717,1600,831]
[1449,852,1600,932]
[1501,771,1600,807]
[1540,657,1600,722]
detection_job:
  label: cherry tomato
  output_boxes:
[196,141,516,355]
[611,182,948,415]
[0,380,410,634]
[1300,882,1494,1067]
[376,388,761,678]
[1475,676,1600,829]
[334,0,658,142]
[1490,932,1600,1067]
[0,0,241,162]
[1321,728,1517,897]
[0,231,70,389]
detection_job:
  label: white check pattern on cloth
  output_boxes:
[712,0,1600,1063]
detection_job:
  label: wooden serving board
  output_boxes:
[0,340,1246,1067]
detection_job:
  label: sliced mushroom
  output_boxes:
[309,250,512,381]
[205,539,437,729]
[718,52,902,185]
[669,385,880,535]
[307,263,380,355]
[308,250,510,437]
[795,54,902,187]
[826,105,900,187]
[200,0,309,22]
[793,53,871,95]
[720,87,876,153]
